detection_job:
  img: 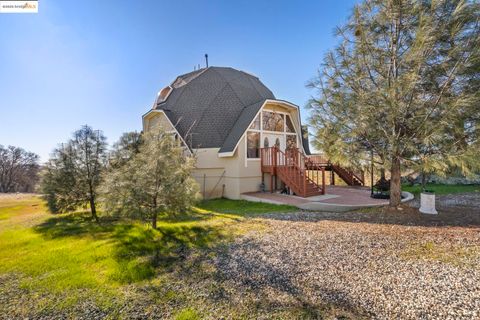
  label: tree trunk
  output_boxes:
[421,171,428,191]
[152,197,158,229]
[152,212,157,229]
[89,196,99,223]
[389,157,402,207]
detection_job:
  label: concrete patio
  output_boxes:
[241,186,414,212]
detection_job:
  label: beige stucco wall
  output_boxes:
[143,111,175,132]
[143,101,304,200]
[192,135,263,199]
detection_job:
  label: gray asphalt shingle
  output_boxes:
[154,66,310,154]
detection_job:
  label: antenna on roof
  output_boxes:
[205,54,209,68]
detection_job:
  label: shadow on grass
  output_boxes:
[34,212,116,239]
[110,223,225,283]
[34,212,227,284]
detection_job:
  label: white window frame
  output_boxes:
[245,109,299,163]
[218,99,306,159]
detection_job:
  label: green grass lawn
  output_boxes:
[0,195,296,317]
[402,183,480,195]
[198,198,297,215]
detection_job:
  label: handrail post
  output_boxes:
[303,168,307,197]
[260,148,263,167]
[322,167,326,195]
[273,146,277,168]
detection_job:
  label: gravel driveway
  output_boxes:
[216,206,480,319]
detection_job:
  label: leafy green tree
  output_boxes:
[101,127,199,228]
[308,0,480,206]
[41,125,107,221]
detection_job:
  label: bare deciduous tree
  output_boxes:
[0,145,39,193]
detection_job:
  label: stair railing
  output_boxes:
[261,147,326,196]
[305,154,365,186]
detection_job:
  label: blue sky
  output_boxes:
[0,0,357,162]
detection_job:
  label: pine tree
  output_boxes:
[308,0,480,206]
[41,125,107,221]
[100,127,198,228]
[109,131,143,168]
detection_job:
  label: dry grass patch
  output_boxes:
[402,240,480,268]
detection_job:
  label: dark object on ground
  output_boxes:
[260,182,266,192]
[371,176,390,199]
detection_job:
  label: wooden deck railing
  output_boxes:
[305,155,365,186]
[261,147,365,197]
[261,147,325,197]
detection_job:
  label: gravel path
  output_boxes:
[410,192,480,214]
[216,210,480,319]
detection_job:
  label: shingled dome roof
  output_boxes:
[154,66,275,151]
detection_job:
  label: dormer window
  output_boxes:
[157,86,172,103]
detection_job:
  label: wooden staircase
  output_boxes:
[330,164,364,186]
[305,158,364,186]
[261,147,325,197]
[261,147,364,198]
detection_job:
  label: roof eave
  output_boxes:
[142,109,193,154]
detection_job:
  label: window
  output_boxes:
[157,86,172,103]
[286,135,297,149]
[247,132,260,158]
[264,137,269,148]
[250,113,261,130]
[275,138,280,148]
[286,115,295,133]
[262,111,284,132]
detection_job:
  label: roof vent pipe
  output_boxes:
[205,54,209,68]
